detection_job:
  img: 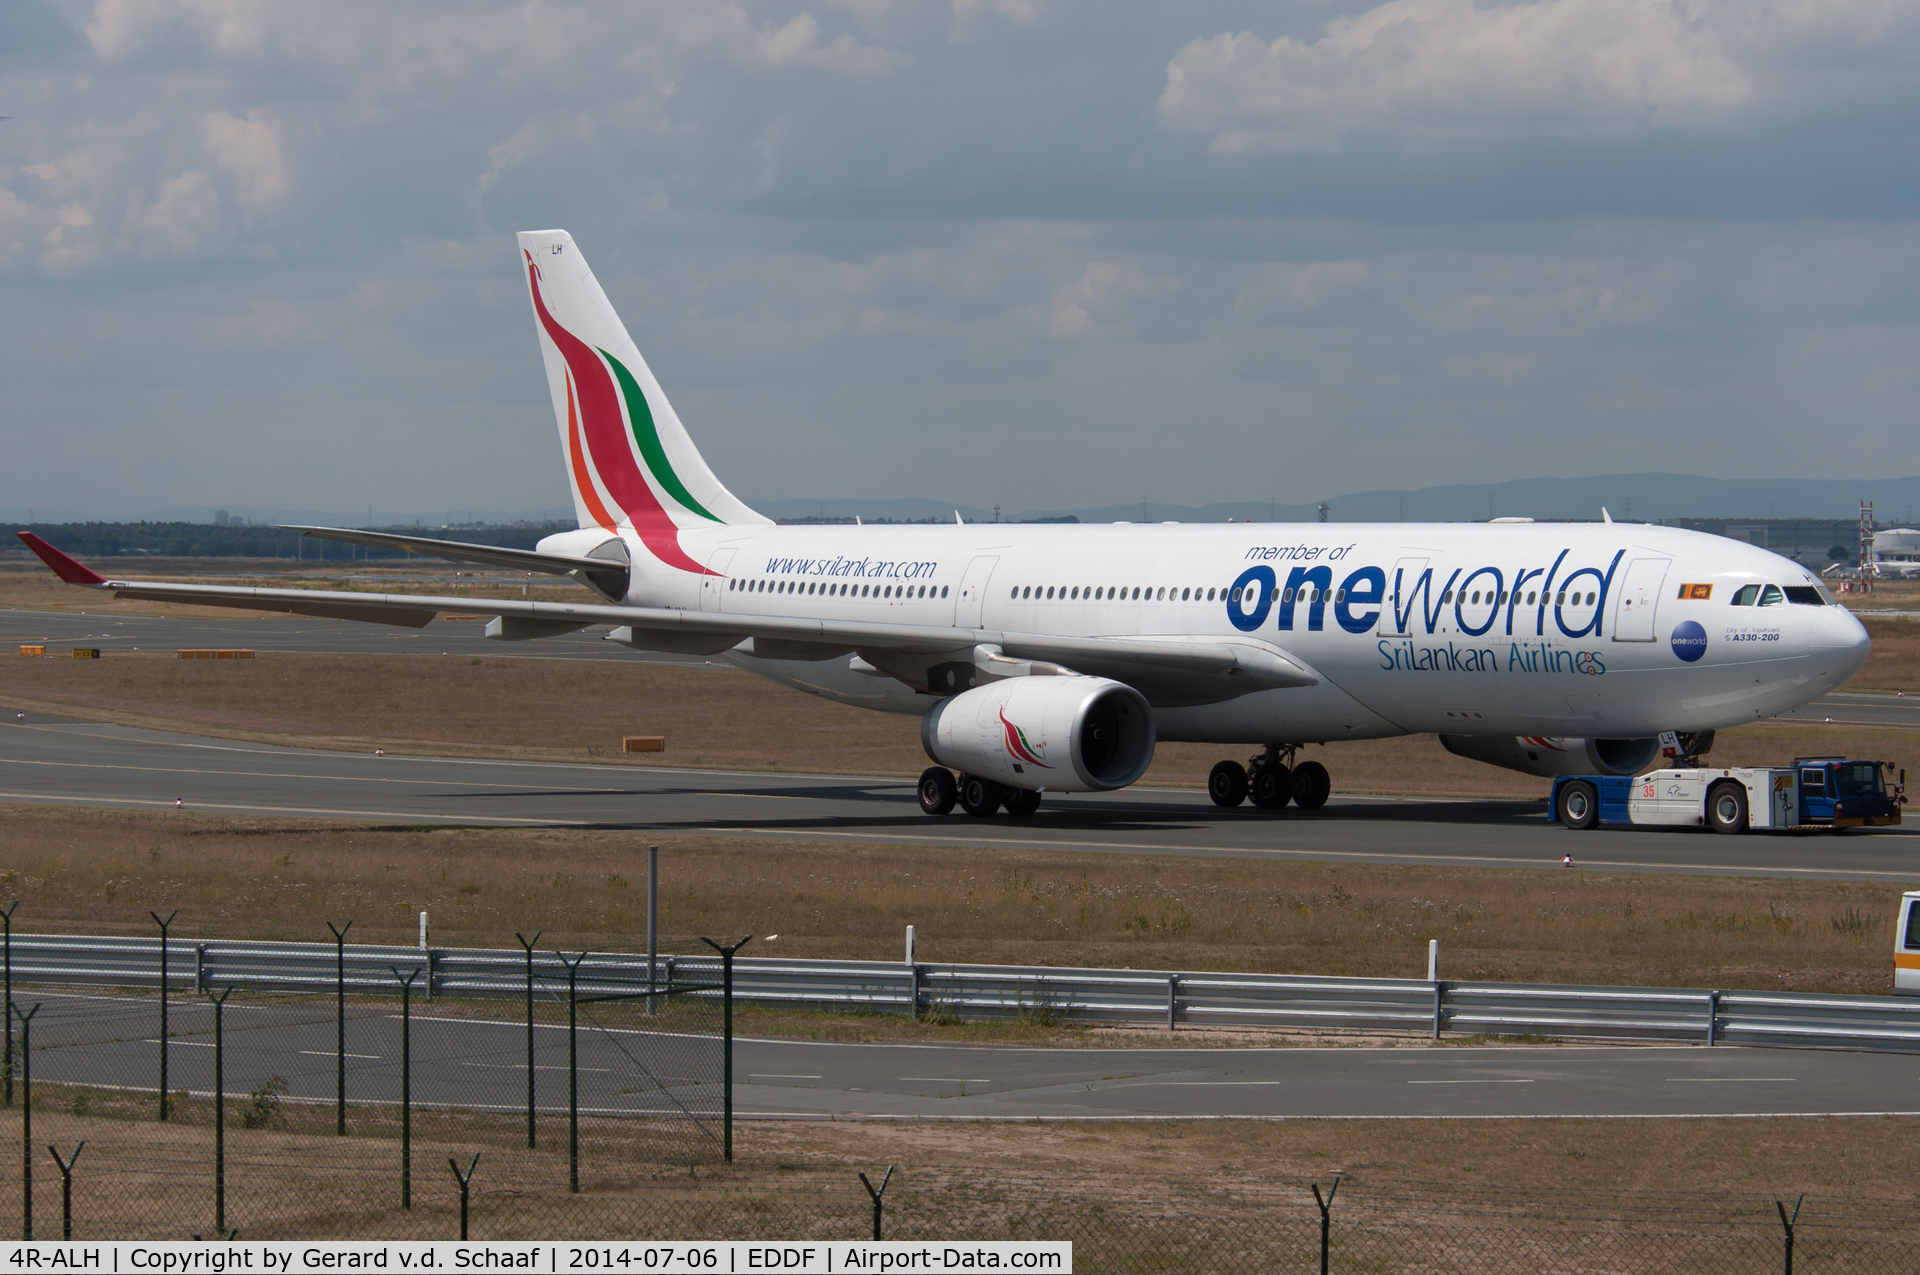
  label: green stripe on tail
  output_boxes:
[600,347,722,523]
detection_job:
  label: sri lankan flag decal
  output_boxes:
[1678,583,1713,600]
[1000,708,1052,769]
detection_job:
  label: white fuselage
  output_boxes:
[575,520,1869,745]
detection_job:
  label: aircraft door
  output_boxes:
[701,548,737,612]
[1611,557,1670,641]
[954,556,999,629]
[1389,558,1429,635]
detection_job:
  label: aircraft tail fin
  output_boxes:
[516,230,769,542]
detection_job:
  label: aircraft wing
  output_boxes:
[16,532,1316,701]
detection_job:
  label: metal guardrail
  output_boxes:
[7,933,1920,1049]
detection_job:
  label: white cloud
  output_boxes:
[120,169,221,258]
[678,5,912,78]
[1161,0,1755,151]
[1049,261,1120,338]
[202,108,287,210]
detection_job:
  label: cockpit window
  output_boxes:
[1730,584,1760,606]
[1757,585,1785,606]
[1783,587,1826,606]
[1835,763,1885,797]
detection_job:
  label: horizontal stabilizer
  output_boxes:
[285,526,627,582]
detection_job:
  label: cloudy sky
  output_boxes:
[4,0,1918,521]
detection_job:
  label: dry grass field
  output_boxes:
[2,1099,1915,1240]
[0,805,1903,996]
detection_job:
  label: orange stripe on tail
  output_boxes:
[566,371,617,532]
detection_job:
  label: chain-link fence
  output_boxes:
[3,1120,1919,1271]
[0,926,737,1239]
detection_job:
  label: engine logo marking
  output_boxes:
[999,708,1053,769]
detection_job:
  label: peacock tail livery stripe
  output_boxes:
[600,347,721,524]
[525,251,713,575]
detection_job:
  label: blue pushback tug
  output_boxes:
[1551,759,1904,834]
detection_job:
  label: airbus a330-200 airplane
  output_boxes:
[18,230,1873,827]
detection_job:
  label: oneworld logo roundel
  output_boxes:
[1670,620,1708,663]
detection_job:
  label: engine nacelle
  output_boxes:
[1440,734,1665,779]
[921,676,1154,793]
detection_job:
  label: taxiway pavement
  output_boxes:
[2,708,1917,880]
[20,991,1919,1121]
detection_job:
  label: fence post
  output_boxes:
[447,1154,480,1241]
[700,935,754,1165]
[151,910,178,1121]
[327,921,352,1135]
[858,1166,894,1241]
[194,944,207,993]
[391,968,420,1210]
[205,987,233,1235]
[1167,975,1178,1032]
[516,931,542,1150]
[1312,1174,1341,1275]
[14,1002,39,1240]
[46,1143,82,1241]
[1432,981,1446,1040]
[1707,990,1721,1047]
[554,951,590,1193]
[647,846,658,1016]
[2,900,16,1108]
[1777,1195,1802,1275]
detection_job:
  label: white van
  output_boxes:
[1899,891,1920,995]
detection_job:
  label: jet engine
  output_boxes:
[921,676,1154,793]
[1439,734,1667,779]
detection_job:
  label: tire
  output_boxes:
[1208,761,1249,808]
[1707,781,1748,835]
[959,774,1002,817]
[1004,787,1042,817]
[1557,780,1599,830]
[918,766,957,816]
[1250,763,1293,810]
[1292,760,1331,810]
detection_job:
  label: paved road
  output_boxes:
[3,709,1918,880]
[20,992,1919,1121]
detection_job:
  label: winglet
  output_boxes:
[16,532,108,585]
[1601,507,1613,524]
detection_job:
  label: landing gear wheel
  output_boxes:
[1250,763,1293,809]
[1557,780,1599,831]
[1707,781,1748,835]
[958,773,1003,817]
[1004,787,1042,817]
[1208,761,1249,808]
[1291,760,1331,810]
[918,767,957,816]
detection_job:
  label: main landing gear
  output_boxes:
[1208,745,1331,811]
[919,767,1041,818]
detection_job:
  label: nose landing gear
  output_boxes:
[1208,745,1331,811]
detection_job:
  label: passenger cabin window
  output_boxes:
[1758,585,1785,606]
[1783,587,1825,606]
[1731,585,1760,606]
[1907,900,1920,950]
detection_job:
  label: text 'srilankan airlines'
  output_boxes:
[18,231,1871,820]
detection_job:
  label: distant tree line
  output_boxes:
[8,522,565,560]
